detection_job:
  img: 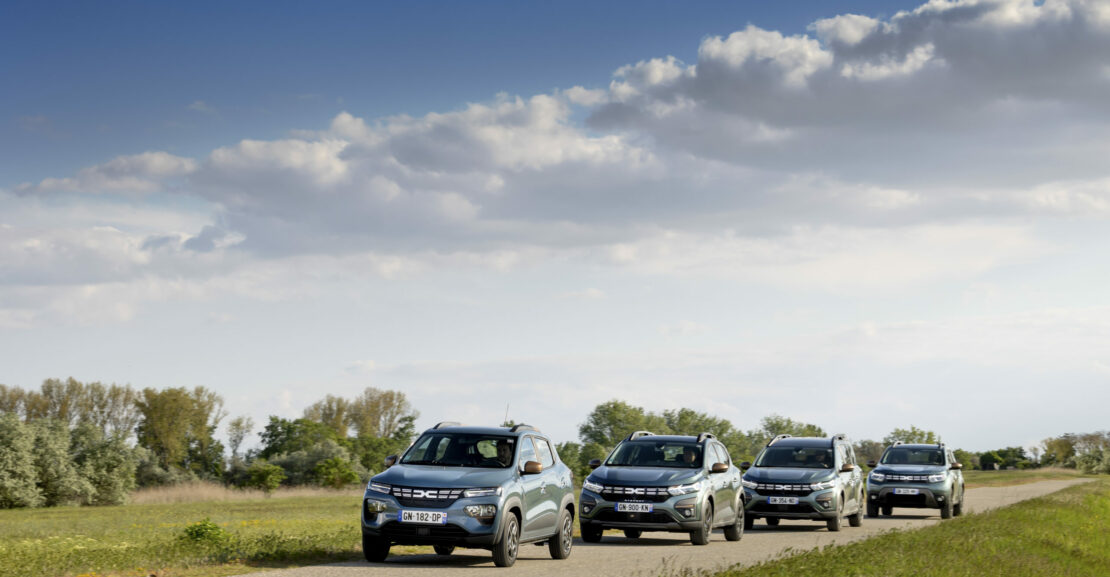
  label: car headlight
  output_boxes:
[462,487,503,498]
[928,474,946,483]
[667,480,705,496]
[465,504,497,517]
[368,481,391,494]
[583,478,605,493]
[870,472,886,483]
[810,479,837,491]
[741,478,758,489]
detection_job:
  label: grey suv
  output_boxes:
[579,432,745,545]
[741,434,865,531]
[361,423,576,567]
[866,442,965,519]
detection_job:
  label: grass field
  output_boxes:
[709,477,1110,577]
[962,467,1091,488]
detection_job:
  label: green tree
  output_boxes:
[347,435,409,474]
[349,388,420,439]
[30,419,91,506]
[0,384,25,416]
[953,449,979,470]
[257,417,339,460]
[883,426,940,446]
[246,462,286,495]
[0,414,42,508]
[314,457,360,488]
[854,439,885,466]
[135,386,226,479]
[662,408,733,438]
[70,423,138,505]
[304,395,351,438]
[979,451,1003,470]
[226,416,254,462]
[578,400,669,449]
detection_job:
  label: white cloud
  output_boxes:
[16,152,197,194]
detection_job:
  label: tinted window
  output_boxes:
[534,437,555,468]
[713,443,730,466]
[606,441,703,468]
[519,436,538,467]
[755,446,834,469]
[881,448,944,466]
[402,433,516,468]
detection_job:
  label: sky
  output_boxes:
[3,0,1110,453]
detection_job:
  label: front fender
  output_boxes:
[495,495,524,543]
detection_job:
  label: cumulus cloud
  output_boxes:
[16,151,197,194]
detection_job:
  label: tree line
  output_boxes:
[2,381,1108,509]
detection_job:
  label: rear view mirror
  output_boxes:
[739,461,751,470]
[588,459,602,470]
[522,461,543,475]
[384,455,397,468]
[952,462,963,470]
[867,460,877,469]
[840,464,856,473]
[711,462,729,474]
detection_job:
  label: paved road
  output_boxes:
[242,479,1087,577]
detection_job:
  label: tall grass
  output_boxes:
[130,482,356,505]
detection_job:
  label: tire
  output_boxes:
[690,503,713,545]
[549,509,573,560]
[581,524,603,543]
[623,529,642,539]
[743,513,754,530]
[882,505,893,516]
[848,492,864,527]
[433,544,455,556]
[827,499,843,532]
[765,517,780,527]
[724,507,744,542]
[954,487,964,517]
[492,513,520,567]
[940,496,953,519]
[867,501,879,518]
[362,534,390,563]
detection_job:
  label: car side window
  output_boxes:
[714,443,730,466]
[519,436,538,468]
[534,436,555,468]
[837,444,849,468]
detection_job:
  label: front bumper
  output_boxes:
[361,494,502,547]
[867,483,951,509]
[743,488,840,520]
[578,488,705,533]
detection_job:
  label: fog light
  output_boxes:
[936,495,945,502]
[465,504,497,518]
[870,494,877,500]
[815,494,833,509]
[365,499,387,513]
[675,497,696,518]
[581,497,596,514]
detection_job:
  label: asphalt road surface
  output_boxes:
[240,479,1087,577]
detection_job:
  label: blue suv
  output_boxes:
[361,423,576,567]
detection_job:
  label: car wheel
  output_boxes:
[882,505,893,516]
[690,502,713,545]
[724,507,744,542]
[581,524,604,543]
[827,499,843,532]
[848,491,864,527]
[548,509,574,560]
[433,544,455,556]
[765,517,780,527]
[954,487,964,517]
[867,501,879,518]
[940,496,953,519]
[623,529,642,539]
[492,513,520,567]
[362,534,390,563]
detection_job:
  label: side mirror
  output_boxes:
[867,460,877,469]
[840,464,856,473]
[739,461,751,470]
[588,459,602,470]
[384,455,397,469]
[711,462,729,474]
[522,461,543,475]
[952,463,963,470]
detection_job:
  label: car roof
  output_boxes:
[769,437,835,448]
[622,435,704,444]
[890,443,943,450]
[420,425,547,438]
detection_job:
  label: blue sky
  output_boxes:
[3,0,1110,452]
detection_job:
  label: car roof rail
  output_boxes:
[830,433,847,446]
[627,430,655,441]
[767,434,792,446]
[432,421,462,429]
[696,432,716,443]
[509,424,537,433]
[893,440,904,446]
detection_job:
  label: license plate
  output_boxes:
[616,502,653,513]
[894,488,920,495]
[398,510,447,524]
[768,496,799,505]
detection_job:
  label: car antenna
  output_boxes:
[504,402,510,426]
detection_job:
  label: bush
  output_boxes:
[1076,448,1110,475]
[181,518,229,544]
[267,440,366,486]
[0,414,42,508]
[313,457,359,489]
[246,462,286,494]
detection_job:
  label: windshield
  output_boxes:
[754,446,833,469]
[606,441,703,468]
[401,433,515,468]
[881,447,944,466]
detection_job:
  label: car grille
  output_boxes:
[381,522,470,542]
[390,486,464,508]
[752,483,814,497]
[751,502,817,514]
[600,486,672,503]
[885,475,932,482]
[596,509,677,524]
[887,494,929,507]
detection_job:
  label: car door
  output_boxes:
[711,443,735,522]
[517,436,551,540]
[530,436,560,536]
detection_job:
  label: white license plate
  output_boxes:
[615,502,653,513]
[768,496,799,505]
[894,488,920,495]
[398,510,448,524]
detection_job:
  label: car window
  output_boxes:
[881,447,945,465]
[519,436,538,468]
[755,446,834,469]
[401,433,516,468]
[606,441,703,468]
[534,436,555,468]
[837,444,849,467]
[713,443,730,466]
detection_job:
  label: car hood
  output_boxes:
[873,464,947,476]
[591,466,702,486]
[743,467,835,484]
[372,465,510,488]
